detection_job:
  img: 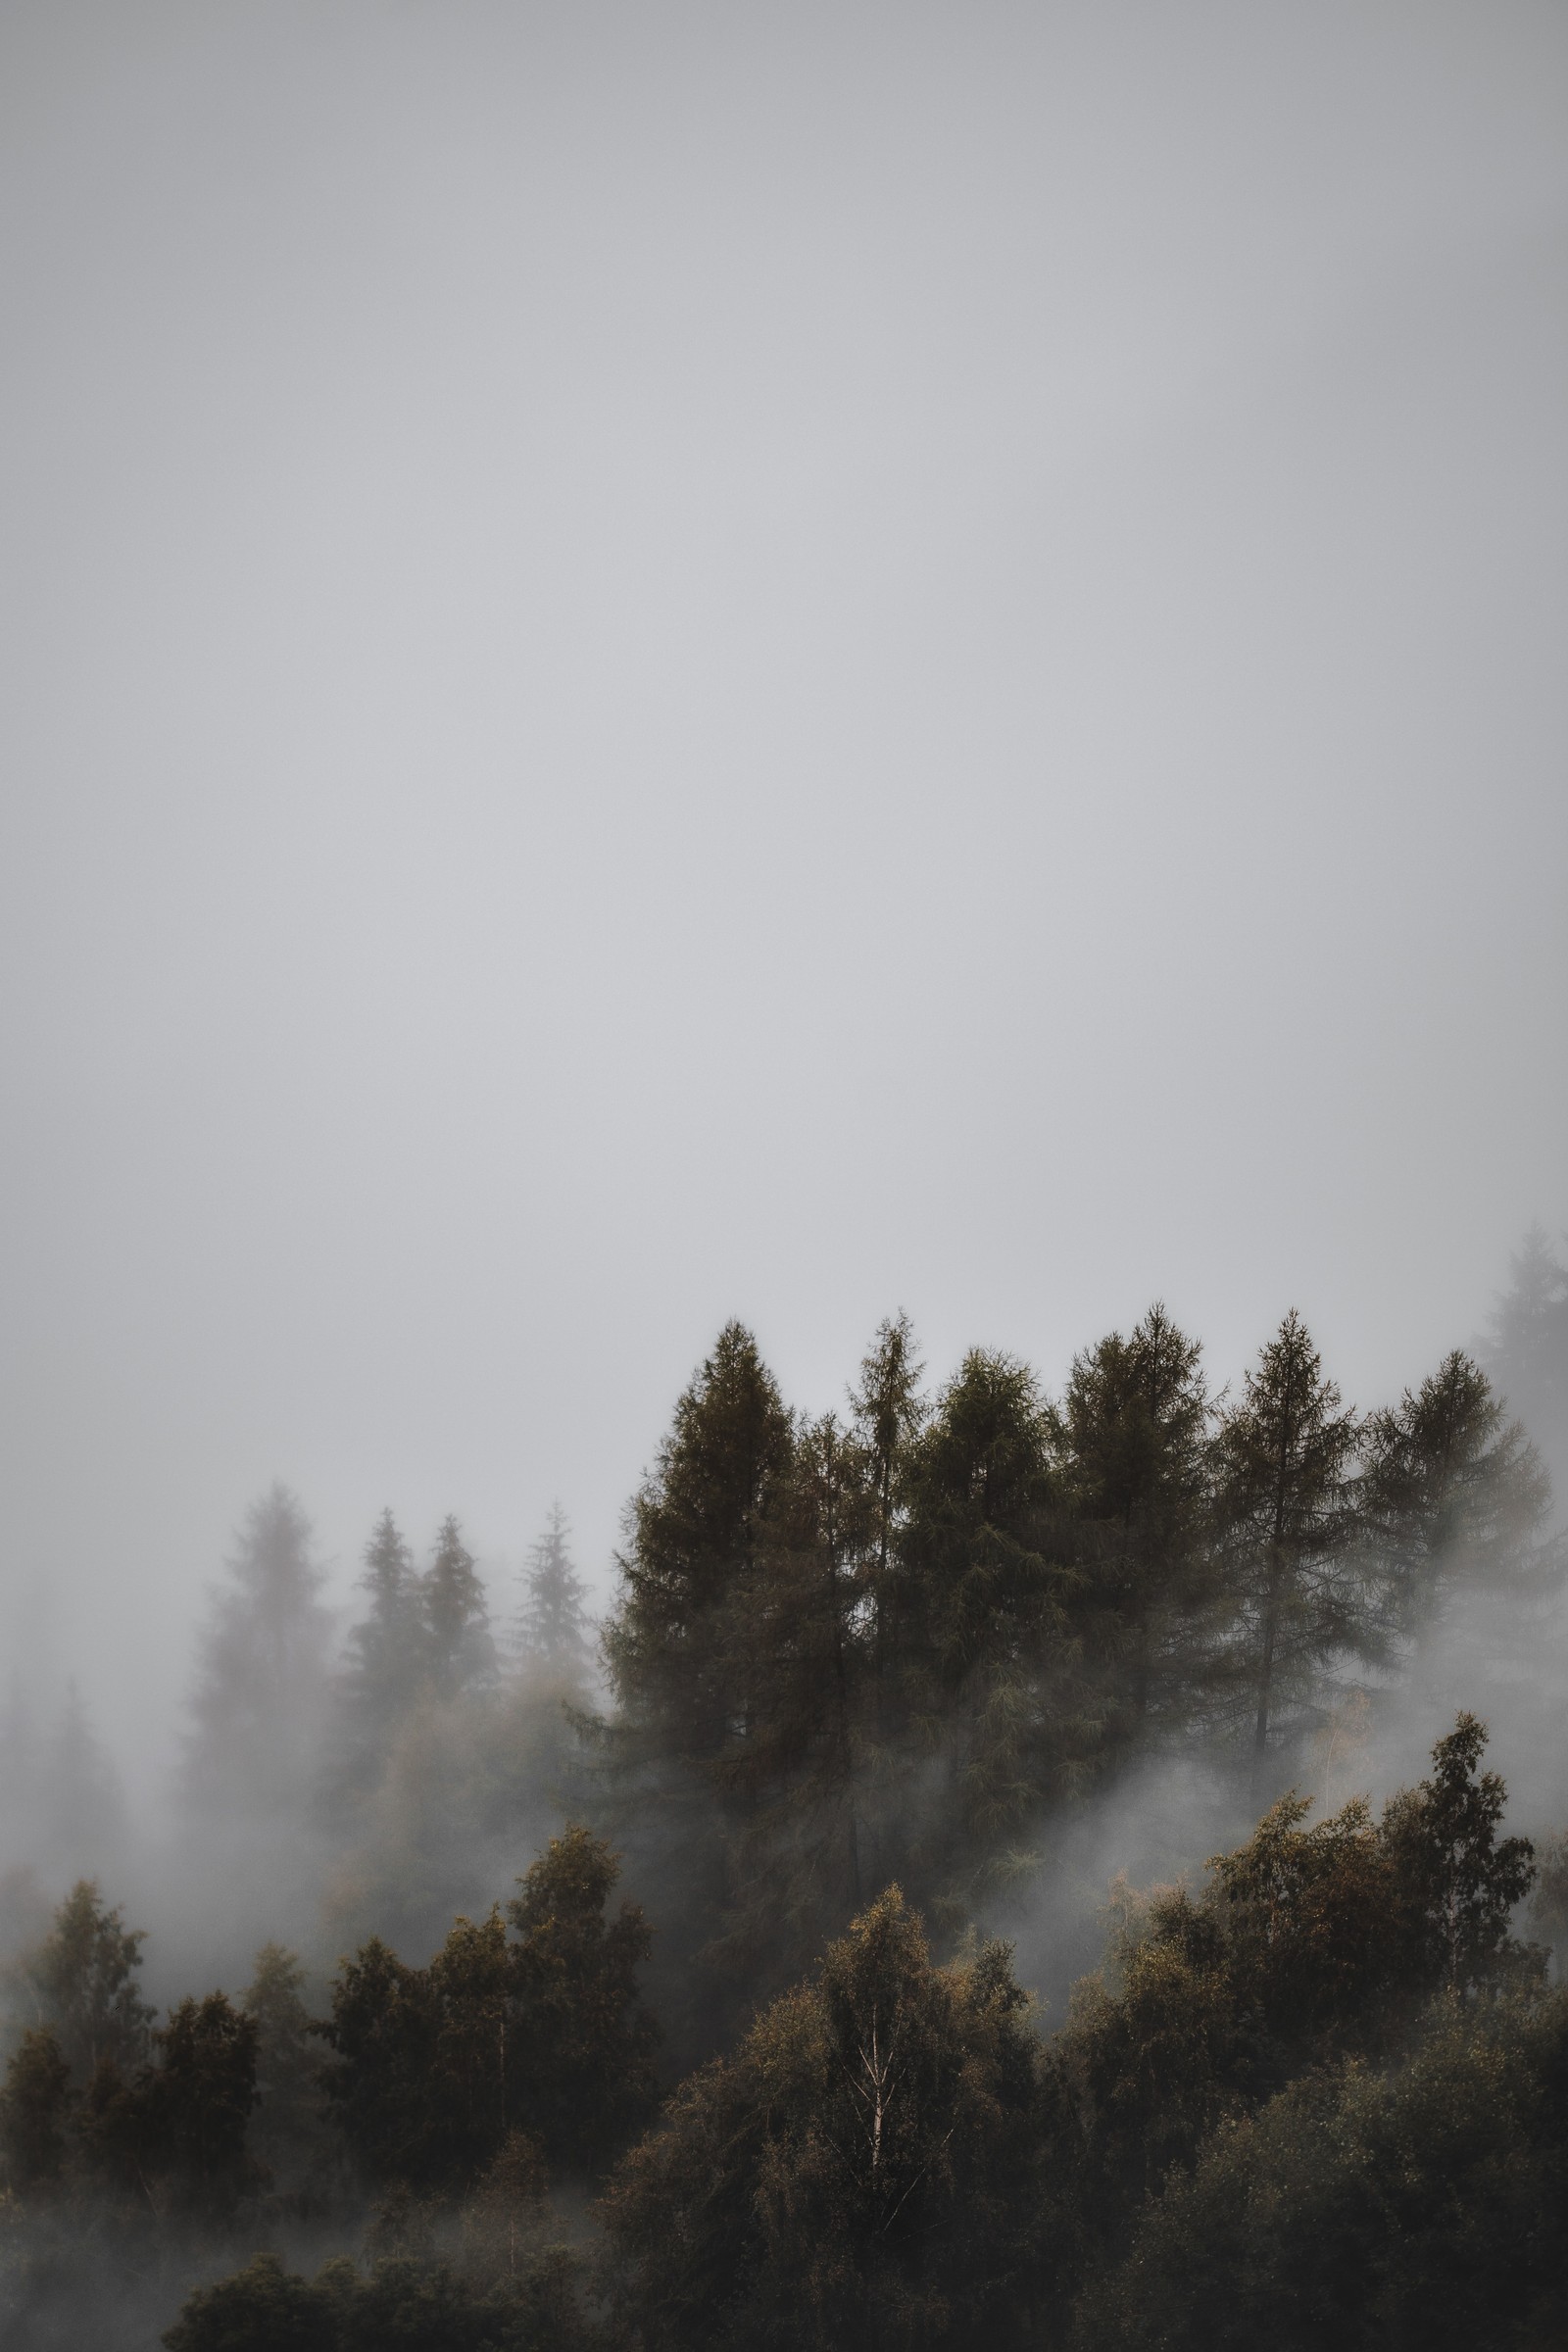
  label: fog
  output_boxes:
[1,0,1565,1844]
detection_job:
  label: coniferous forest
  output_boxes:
[2,1238,1567,2350]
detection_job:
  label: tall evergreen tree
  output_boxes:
[1211,1312,1363,1787]
[423,1515,497,1699]
[1059,1302,1217,1757]
[1358,1348,1553,1642]
[514,1505,592,1676]
[849,1312,927,1683]
[896,1349,1085,1914]
[346,1511,427,1726]
[182,1483,334,1826]
[605,1322,793,1766]
[602,1322,793,2040]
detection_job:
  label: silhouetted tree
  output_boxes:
[1059,1302,1218,1756]
[1211,1312,1363,1785]
[1358,1348,1553,1641]
[319,1827,655,2192]
[896,1349,1086,1915]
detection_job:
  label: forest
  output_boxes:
[2,1232,1566,2350]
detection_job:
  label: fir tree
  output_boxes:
[422,1516,497,1699]
[897,1349,1085,1914]
[1211,1312,1363,1787]
[1060,1302,1217,1756]
[1358,1348,1553,1642]
[514,1505,592,1675]
[353,1508,427,1715]
[182,1483,334,1826]
[605,1320,793,1766]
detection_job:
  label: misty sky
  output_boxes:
[1,1,1564,1790]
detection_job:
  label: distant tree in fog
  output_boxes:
[423,1514,497,1697]
[1359,1348,1554,1641]
[331,1508,427,1806]
[514,1504,592,1674]
[0,1679,126,1883]
[15,1879,154,2081]
[1485,1225,1568,1518]
[182,1483,334,1824]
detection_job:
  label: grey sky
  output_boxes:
[2,1,1564,1788]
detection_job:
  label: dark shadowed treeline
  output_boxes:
[1,1235,1566,2348]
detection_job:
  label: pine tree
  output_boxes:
[1358,1348,1553,1642]
[1211,1312,1363,1788]
[514,1505,592,1675]
[331,1509,429,1809]
[849,1312,926,1676]
[1060,1302,1217,1757]
[602,1322,793,2043]
[710,1409,879,1976]
[605,1321,793,1765]
[182,1483,334,1827]
[896,1349,1084,1913]
[422,1515,497,1699]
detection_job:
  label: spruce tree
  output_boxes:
[604,1320,793,1766]
[422,1515,496,1698]
[1211,1312,1363,1787]
[1358,1348,1553,1642]
[1059,1302,1217,1757]
[896,1349,1083,1912]
[602,1322,793,2040]
[182,1483,334,1828]
[514,1505,592,1675]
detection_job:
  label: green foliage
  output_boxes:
[599,1887,1066,2352]
[507,1825,658,2168]
[319,1827,655,2191]
[1073,1987,1568,2352]
[605,1318,793,1766]
[1059,1303,1218,1757]
[1359,1349,1552,1639]
[1058,1714,1539,2245]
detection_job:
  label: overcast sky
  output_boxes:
[2,0,1564,1788]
